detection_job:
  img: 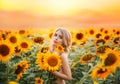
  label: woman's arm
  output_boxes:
[52,53,72,80]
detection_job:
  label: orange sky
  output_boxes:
[0,0,120,29]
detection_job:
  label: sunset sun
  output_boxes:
[45,0,76,15]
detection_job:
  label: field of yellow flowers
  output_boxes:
[0,28,120,84]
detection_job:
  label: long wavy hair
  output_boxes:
[49,28,72,53]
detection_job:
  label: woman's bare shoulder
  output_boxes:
[60,52,69,60]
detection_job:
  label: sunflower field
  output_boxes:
[0,28,120,84]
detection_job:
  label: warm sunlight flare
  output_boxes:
[0,0,120,29]
[43,0,77,15]
[0,0,120,16]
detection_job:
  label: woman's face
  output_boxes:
[52,30,63,46]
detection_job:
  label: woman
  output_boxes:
[49,28,72,84]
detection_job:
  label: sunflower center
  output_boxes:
[100,28,104,32]
[58,46,62,50]
[96,33,101,38]
[82,54,93,61]
[19,30,25,34]
[114,37,120,44]
[21,42,28,48]
[104,53,117,66]
[97,68,107,74]
[96,39,105,46]
[48,57,58,67]
[37,79,41,83]
[89,30,94,35]
[0,44,10,56]
[10,36,17,43]
[116,31,120,35]
[34,37,44,44]
[76,33,83,40]
[113,29,115,32]
[104,35,110,40]
[104,30,108,34]
[15,65,24,74]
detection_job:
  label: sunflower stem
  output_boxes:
[6,61,9,82]
[47,72,52,84]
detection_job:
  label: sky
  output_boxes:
[0,0,120,29]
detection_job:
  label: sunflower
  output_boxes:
[103,29,109,34]
[6,32,20,46]
[112,36,120,45]
[95,33,102,39]
[55,44,64,53]
[74,30,86,44]
[99,28,104,33]
[103,34,111,43]
[35,77,43,84]
[95,38,106,46]
[112,28,116,33]
[14,60,29,79]
[90,65,111,80]
[104,35,111,41]
[33,36,44,44]
[0,41,14,62]
[115,29,120,36]
[19,39,31,52]
[86,28,97,38]
[96,45,110,55]
[18,29,29,37]
[8,81,18,84]
[36,53,45,70]
[80,53,94,64]
[101,48,120,73]
[44,53,62,71]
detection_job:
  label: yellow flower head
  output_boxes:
[73,30,86,43]
[36,53,45,70]
[55,44,64,53]
[7,32,21,46]
[8,81,18,84]
[19,39,31,52]
[80,54,94,64]
[101,48,120,73]
[95,38,106,46]
[14,60,29,79]
[0,41,14,62]
[91,65,111,80]
[44,53,62,71]
[18,29,29,37]
[33,36,44,44]
[35,77,43,84]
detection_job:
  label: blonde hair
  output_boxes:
[50,28,72,52]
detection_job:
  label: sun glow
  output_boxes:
[44,0,77,15]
